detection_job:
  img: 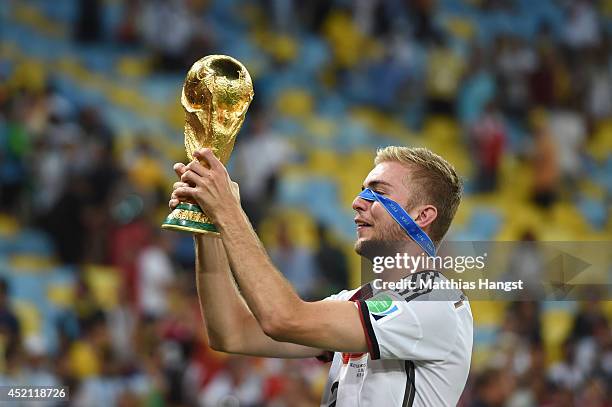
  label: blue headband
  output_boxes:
[357,188,436,257]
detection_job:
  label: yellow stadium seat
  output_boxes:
[280,163,309,178]
[305,117,337,141]
[85,265,121,310]
[444,17,477,41]
[603,301,612,320]
[586,119,612,160]
[337,173,364,209]
[259,209,318,250]
[452,196,473,229]
[347,149,375,167]
[128,156,166,193]
[497,156,533,202]
[250,28,298,63]
[165,105,185,130]
[441,146,473,176]
[9,255,55,272]
[323,11,372,69]
[10,60,47,94]
[68,341,100,379]
[550,203,591,236]
[0,214,19,237]
[307,148,341,175]
[12,3,65,38]
[542,309,573,365]
[270,35,298,63]
[116,56,152,78]
[12,300,41,337]
[259,214,280,248]
[284,210,318,249]
[471,348,494,372]
[336,152,372,209]
[55,58,87,81]
[47,283,75,308]
[344,244,362,289]
[578,179,606,201]
[383,120,416,141]
[495,202,545,240]
[423,116,460,144]
[469,300,505,326]
[350,107,383,129]
[82,72,107,94]
[108,87,141,110]
[276,89,314,118]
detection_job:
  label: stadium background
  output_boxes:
[0,0,611,405]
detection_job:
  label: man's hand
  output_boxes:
[170,149,241,222]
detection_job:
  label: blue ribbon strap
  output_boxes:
[357,188,436,257]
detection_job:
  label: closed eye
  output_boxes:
[360,186,385,195]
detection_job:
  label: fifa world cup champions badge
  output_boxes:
[162,55,254,234]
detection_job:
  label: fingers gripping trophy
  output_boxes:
[162,55,254,234]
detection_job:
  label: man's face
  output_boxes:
[352,161,415,257]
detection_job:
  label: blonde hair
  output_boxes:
[374,146,463,245]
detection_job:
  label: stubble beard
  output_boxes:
[354,221,409,261]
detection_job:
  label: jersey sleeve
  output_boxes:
[322,289,351,301]
[315,288,355,363]
[355,290,459,361]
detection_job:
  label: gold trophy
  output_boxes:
[161,55,254,235]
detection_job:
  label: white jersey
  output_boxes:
[318,271,473,407]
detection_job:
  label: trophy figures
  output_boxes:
[161,55,254,235]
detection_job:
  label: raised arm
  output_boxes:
[171,164,323,358]
[174,151,368,354]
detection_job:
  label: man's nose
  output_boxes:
[352,195,370,212]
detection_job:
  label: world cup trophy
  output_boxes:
[161,55,254,235]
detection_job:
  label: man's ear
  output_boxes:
[412,205,437,230]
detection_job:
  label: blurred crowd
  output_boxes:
[459,300,611,406]
[1,0,612,405]
[0,82,346,405]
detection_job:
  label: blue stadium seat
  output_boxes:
[577,197,608,230]
[12,229,55,257]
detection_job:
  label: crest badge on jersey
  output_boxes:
[365,291,403,323]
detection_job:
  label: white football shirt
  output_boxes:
[318,271,473,407]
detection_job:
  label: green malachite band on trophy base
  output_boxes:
[161,218,218,233]
[161,201,219,235]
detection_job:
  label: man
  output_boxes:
[169,146,473,406]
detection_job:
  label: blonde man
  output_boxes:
[170,146,473,406]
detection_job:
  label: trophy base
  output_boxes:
[161,203,220,236]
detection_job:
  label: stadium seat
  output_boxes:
[85,265,121,310]
[0,214,19,237]
[469,300,505,326]
[275,88,314,118]
[47,282,76,309]
[9,255,55,272]
[13,299,42,337]
[542,309,573,364]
